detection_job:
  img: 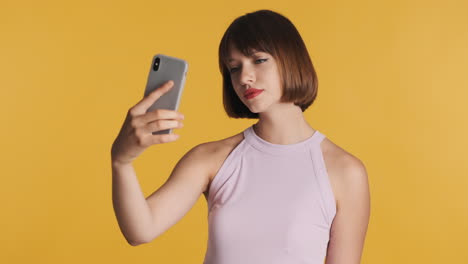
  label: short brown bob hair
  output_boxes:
[219,9,318,119]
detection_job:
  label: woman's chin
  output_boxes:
[246,103,269,114]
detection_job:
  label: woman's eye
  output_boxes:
[229,59,268,74]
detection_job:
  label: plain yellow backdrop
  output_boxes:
[1,0,467,263]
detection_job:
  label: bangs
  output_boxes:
[219,14,277,69]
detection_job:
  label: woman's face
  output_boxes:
[227,46,282,114]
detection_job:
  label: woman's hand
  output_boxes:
[111,80,185,165]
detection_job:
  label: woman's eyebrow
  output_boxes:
[228,52,264,62]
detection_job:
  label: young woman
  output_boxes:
[111,9,370,264]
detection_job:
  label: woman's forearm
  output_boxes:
[111,161,154,246]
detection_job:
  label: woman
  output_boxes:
[111,9,370,264]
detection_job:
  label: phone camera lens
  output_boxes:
[153,57,160,71]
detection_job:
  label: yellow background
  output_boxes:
[1,0,467,263]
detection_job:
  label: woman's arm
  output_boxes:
[112,143,212,246]
[325,158,371,264]
[112,161,155,246]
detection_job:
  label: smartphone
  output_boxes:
[143,54,188,135]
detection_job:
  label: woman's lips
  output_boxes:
[244,89,264,99]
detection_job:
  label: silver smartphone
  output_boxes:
[143,54,188,135]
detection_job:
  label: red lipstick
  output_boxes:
[244,88,264,99]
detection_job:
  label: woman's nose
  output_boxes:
[240,65,255,85]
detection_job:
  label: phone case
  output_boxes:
[143,54,188,135]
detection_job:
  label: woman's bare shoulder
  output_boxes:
[197,131,245,195]
[198,131,244,153]
[321,136,367,206]
[203,131,244,171]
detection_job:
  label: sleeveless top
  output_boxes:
[203,124,337,264]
